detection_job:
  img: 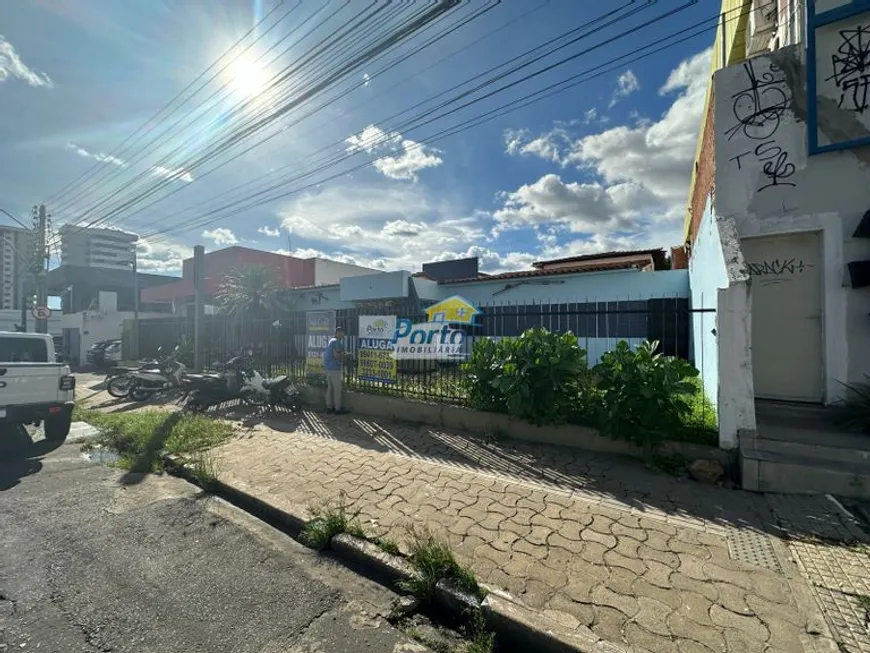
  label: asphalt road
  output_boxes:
[0,426,431,653]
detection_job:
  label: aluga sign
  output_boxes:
[391,295,481,360]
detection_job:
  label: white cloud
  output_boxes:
[202,227,238,246]
[136,239,188,273]
[345,124,443,181]
[0,35,52,87]
[504,128,568,163]
[501,48,711,223]
[150,165,195,184]
[567,48,711,211]
[258,225,280,237]
[277,247,361,266]
[609,69,640,106]
[65,143,127,168]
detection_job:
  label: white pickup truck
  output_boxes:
[0,332,76,441]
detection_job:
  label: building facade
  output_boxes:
[685,0,870,450]
[0,225,35,310]
[59,225,137,271]
[141,246,381,309]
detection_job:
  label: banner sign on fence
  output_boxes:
[358,315,397,383]
[306,310,335,376]
[392,295,481,360]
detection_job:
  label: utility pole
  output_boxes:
[35,205,49,334]
[193,245,205,372]
[131,250,140,360]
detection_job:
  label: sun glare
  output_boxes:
[226,55,270,99]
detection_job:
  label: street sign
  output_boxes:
[31,306,52,320]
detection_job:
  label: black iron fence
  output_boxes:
[129,297,713,408]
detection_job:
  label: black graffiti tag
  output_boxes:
[826,24,870,114]
[724,60,796,192]
[747,258,813,277]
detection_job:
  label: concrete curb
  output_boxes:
[161,454,628,653]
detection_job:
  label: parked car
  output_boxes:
[86,340,120,366]
[103,340,122,365]
[0,331,75,441]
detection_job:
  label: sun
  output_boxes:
[226,54,270,99]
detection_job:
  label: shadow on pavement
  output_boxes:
[0,425,63,491]
[118,411,185,485]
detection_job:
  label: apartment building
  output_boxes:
[59,225,137,271]
[0,225,35,310]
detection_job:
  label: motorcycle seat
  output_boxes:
[262,375,289,389]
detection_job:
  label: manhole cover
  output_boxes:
[728,529,783,572]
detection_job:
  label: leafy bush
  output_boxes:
[461,328,587,425]
[834,376,870,434]
[460,337,507,413]
[592,340,699,452]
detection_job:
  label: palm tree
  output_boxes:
[216,265,282,316]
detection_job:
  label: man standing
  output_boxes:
[323,326,347,414]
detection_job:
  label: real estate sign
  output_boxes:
[392,296,481,360]
[306,310,335,377]
[358,315,397,384]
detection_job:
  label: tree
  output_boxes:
[216,265,282,316]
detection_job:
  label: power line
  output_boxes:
[140,0,767,245]
[54,1,645,239]
[44,0,290,209]
[52,1,455,237]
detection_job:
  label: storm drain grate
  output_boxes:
[727,529,784,573]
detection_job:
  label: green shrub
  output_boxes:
[592,340,699,452]
[462,328,587,425]
[460,338,507,413]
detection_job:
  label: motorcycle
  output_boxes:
[106,347,187,401]
[182,355,301,412]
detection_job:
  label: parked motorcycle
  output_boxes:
[106,347,187,401]
[181,355,301,412]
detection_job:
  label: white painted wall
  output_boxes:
[61,310,165,363]
[313,259,382,286]
[714,45,870,403]
[689,196,728,409]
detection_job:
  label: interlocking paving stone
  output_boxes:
[79,390,866,653]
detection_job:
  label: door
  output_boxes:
[742,232,823,402]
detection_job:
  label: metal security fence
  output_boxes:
[130,297,713,410]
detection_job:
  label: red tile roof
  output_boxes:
[532,248,665,268]
[440,260,643,284]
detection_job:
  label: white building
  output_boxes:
[684,0,870,496]
[59,225,137,271]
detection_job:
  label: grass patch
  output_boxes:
[647,451,689,476]
[463,610,495,653]
[371,536,401,556]
[300,494,365,550]
[402,527,483,603]
[77,405,233,473]
[857,594,870,612]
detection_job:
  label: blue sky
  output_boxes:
[0,0,720,276]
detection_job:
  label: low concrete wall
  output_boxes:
[301,386,730,466]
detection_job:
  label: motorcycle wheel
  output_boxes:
[107,376,133,398]
[129,385,152,402]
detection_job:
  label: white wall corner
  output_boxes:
[716,281,757,449]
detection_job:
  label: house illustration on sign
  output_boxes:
[423,295,481,325]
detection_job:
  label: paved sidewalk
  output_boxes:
[208,409,868,653]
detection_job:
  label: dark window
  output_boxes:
[0,337,48,362]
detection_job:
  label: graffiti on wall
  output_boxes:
[826,23,870,114]
[747,258,814,286]
[724,60,797,192]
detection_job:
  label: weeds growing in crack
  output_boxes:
[401,526,483,602]
[300,493,365,550]
[463,609,495,653]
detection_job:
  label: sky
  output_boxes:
[0,0,722,277]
